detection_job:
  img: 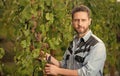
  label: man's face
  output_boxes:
[72,12,91,35]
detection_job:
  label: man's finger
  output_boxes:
[45,63,51,67]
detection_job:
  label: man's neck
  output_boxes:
[78,29,89,38]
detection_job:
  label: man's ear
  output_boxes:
[89,18,92,25]
[71,19,74,26]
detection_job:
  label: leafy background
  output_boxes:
[0,0,120,76]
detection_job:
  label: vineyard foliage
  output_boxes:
[0,0,120,76]
[0,48,5,74]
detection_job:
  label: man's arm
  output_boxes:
[58,67,78,76]
[45,63,78,76]
[77,42,106,76]
[47,55,60,67]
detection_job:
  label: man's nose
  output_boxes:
[78,20,82,25]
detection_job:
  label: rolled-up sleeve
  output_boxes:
[78,42,106,76]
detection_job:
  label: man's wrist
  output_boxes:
[57,67,62,75]
[57,68,78,76]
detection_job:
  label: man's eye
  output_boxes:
[82,19,86,22]
[74,19,79,22]
[74,19,78,22]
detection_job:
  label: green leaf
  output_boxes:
[45,0,51,6]
[45,13,54,22]
[23,29,30,37]
[0,48,5,59]
[32,49,40,58]
[20,40,27,48]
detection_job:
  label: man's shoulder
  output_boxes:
[89,34,106,55]
[90,34,105,50]
[91,34,104,44]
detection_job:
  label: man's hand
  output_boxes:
[38,51,60,67]
[45,64,60,75]
[38,51,50,61]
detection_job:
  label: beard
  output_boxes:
[74,26,89,35]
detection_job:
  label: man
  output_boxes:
[44,5,106,76]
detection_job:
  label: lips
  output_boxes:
[77,27,83,30]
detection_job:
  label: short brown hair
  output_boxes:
[71,5,91,19]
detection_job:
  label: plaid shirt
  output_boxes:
[60,30,106,76]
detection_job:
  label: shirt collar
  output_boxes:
[73,30,92,42]
[82,30,92,42]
